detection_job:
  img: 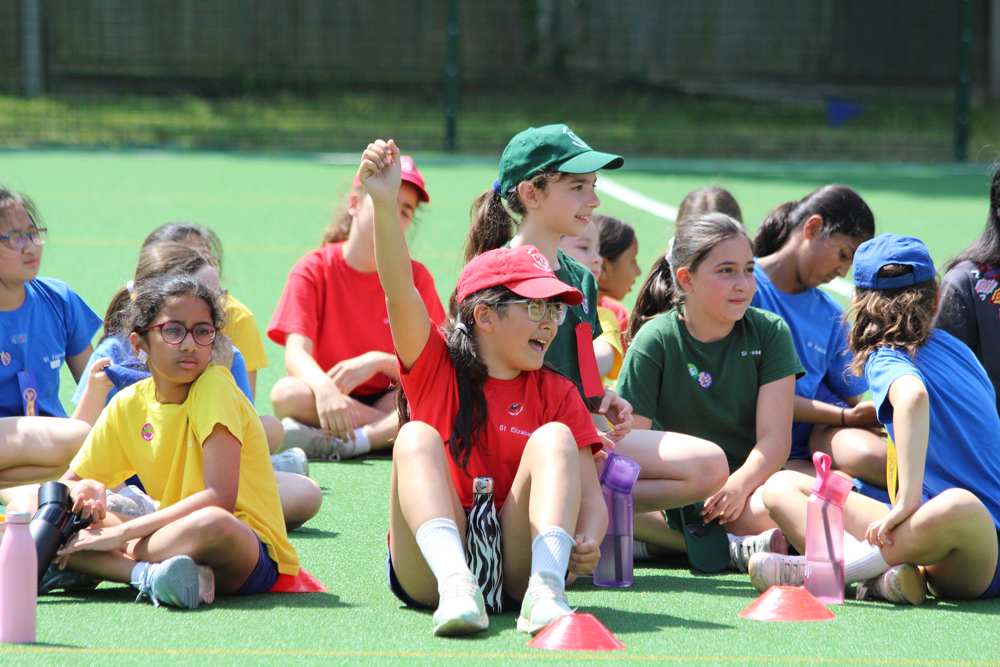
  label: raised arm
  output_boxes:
[358,140,431,371]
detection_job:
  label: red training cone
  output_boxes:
[268,568,328,593]
[739,586,835,622]
[527,614,626,652]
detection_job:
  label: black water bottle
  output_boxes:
[465,477,503,614]
[29,481,92,581]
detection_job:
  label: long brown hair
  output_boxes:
[947,168,1000,271]
[754,185,874,258]
[677,187,743,224]
[321,182,364,246]
[847,264,938,376]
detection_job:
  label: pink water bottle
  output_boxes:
[804,452,853,604]
[0,511,37,643]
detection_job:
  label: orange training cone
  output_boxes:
[739,586,835,622]
[268,568,328,593]
[528,614,626,652]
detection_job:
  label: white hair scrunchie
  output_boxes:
[664,236,676,264]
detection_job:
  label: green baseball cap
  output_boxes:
[496,124,624,194]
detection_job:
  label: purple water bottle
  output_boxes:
[0,511,37,644]
[804,452,853,604]
[594,449,641,587]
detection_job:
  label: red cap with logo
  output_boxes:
[354,154,430,203]
[456,245,583,306]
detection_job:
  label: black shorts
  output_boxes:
[352,389,393,408]
[386,552,522,614]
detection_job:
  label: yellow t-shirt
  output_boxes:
[71,364,298,575]
[597,306,624,386]
[223,296,269,373]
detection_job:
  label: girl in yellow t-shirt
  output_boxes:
[53,273,297,609]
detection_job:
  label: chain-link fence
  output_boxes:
[0,0,986,161]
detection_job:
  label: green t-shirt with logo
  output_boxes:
[617,307,805,473]
[502,244,603,403]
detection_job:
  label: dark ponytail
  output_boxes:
[398,285,513,472]
[947,168,1000,271]
[754,185,875,257]
[462,170,567,263]
[627,255,673,343]
[593,214,635,263]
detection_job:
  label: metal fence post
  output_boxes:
[21,0,44,97]
[445,0,459,152]
[955,0,973,161]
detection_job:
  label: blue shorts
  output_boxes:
[386,553,522,613]
[789,384,850,460]
[234,533,280,596]
[979,529,1000,600]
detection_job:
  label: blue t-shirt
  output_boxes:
[0,277,101,418]
[72,335,254,406]
[865,331,1000,529]
[752,259,866,449]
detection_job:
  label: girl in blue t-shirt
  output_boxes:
[0,187,102,490]
[749,234,1000,604]
[751,185,887,486]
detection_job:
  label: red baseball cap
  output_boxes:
[457,245,583,306]
[354,154,430,203]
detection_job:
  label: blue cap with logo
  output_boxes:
[852,233,936,290]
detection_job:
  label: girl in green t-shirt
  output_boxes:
[618,213,804,568]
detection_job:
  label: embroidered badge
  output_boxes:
[975,278,998,301]
[697,371,713,388]
[986,266,1000,279]
[141,423,154,441]
[991,288,1000,306]
[1,352,11,366]
[582,297,589,314]
[508,402,524,416]
[687,363,698,377]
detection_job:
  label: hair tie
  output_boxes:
[455,322,470,336]
[492,180,502,197]
[664,236,676,263]
[126,280,136,301]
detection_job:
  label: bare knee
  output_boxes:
[270,377,311,417]
[922,488,992,536]
[186,506,244,546]
[526,422,576,456]
[692,440,729,498]
[282,475,323,531]
[260,415,285,454]
[393,422,445,461]
[761,470,810,514]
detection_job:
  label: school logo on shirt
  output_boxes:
[986,266,1000,279]
[581,298,589,314]
[975,278,998,300]
[508,402,524,416]
[10,334,25,345]
[141,423,154,441]
[697,371,713,388]
[0,352,10,366]
[687,363,698,377]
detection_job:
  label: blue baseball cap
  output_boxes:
[853,233,936,290]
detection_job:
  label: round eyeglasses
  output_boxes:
[0,228,47,251]
[503,298,568,325]
[141,321,219,346]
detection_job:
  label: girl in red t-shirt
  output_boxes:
[268,157,445,461]
[361,140,606,638]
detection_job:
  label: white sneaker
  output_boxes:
[106,485,157,520]
[280,418,355,461]
[747,552,807,593]
[517,571,574,635]
[132,556,215,609]
[271,447,309,476]
[729,528,789,573]
[432,572,488,636]
[856,564,926,605]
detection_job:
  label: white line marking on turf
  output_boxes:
[596,175,854,299]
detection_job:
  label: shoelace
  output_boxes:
[780,558,806,585]
[439,574,481,601]
[526,575,569,604]
[308,434,345,462]
[133,566,162,608]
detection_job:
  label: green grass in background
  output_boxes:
[0,150,998,665]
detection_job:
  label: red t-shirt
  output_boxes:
[400,327,602,511]
[599,296,630,353]
[268,243,447,395]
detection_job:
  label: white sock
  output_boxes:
[727,533,741,544]
[843,531,890,583]
[414,518,471,592]
[530,527,575,580]
[350,428,371,456]
[130,561,152,587]
[633,539,651,561]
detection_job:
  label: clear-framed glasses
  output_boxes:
[0,228,47,251]
[141,321,219,346]
[503,298,568,325]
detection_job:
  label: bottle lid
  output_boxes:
[4,511,31,524]
[810,452,853,506]
[37,480,71,509]
[472,477,494,495]
[600,451,641,493]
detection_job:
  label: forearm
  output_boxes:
[285,345,338,395]
[730,435,789,494]
[372,197,417,303]
[792,395,845,425]
[370,351,399,381]
[890,391,929,505]
[594,342,615,379]
[118,489,230,542]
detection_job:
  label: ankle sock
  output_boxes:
[130,561,152,587]
[351,428,371,456]
[843,531,890,583]
[414,518,471,593]
[530,526,575,580]
[633,540,651,560]
[727,533,741,544]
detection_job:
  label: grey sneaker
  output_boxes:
[106,485,157,520]
[280,418,354,461]
[856,564,926,605]
[748,552,807,593]
[432,572,489,636]
[271,447,309,476]
[132,556,215,609]
[729,528,789,573]
[38,563,98,595]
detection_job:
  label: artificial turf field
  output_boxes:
[1,149,1000,665]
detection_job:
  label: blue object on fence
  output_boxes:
[827,99,863,128]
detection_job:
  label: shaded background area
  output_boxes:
[0,0,995,161]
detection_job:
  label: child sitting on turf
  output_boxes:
[616,213,804,568]
[0,187,102,489]
[751,186,886,487]
[558,219,627,385]
[268,157,446,460]
[593,214,642,360]
[362,139,606,637]
[143,222,270,400]
[49,273,299,609]
[748,234,1000,605]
